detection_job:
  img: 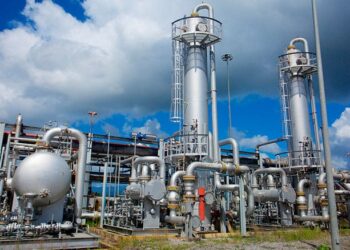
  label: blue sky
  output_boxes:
[0,0,349,169]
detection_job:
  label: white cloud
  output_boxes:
[0,0,348,129]
[123,118,168,139]
[329,107,350,169]
[230,127,282,155]
[102,123,120,136]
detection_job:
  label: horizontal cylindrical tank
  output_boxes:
[12,152,71,207]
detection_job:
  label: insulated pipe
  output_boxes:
[266,175,275,190]
[186,162,222,176]
[14,114,22,143]
[219,138,240,166]
[332,169,350,180]
[297,179,311,194]
[168,171,186,204]
[253,189,280,202]
[255,137,286,169]
[214,173,254,216]
[42,127,87,225]
[193,3,220,162]
[308,76,322,168]
[290,37,310,60]
[164,209,185,225]
[252,168,288,188]
[170,170,186,186]
[133,156,165,183]
[294,215,329,222]
[296,179,311,217]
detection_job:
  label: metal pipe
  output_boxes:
[214,173,254,216]
[193,3,220,163]
[297,179,311,194]
[312,0,340,248]
[296,179,311,217]
[164,209,185,225]
[252,168,287,188]
[133,156,165,183]
[170,170,186,186]
[333,170,350,180]
[14,114,22,143]
[219,138,240,166]
[42,127,87,225]
[100,162,108,228]
[266,175,275,190]
[290,37,310,61]
[186,162,222,176]
[253,189,280,202]
[308,76,322,168]
[256,137,286,151]
[294,215,329,222]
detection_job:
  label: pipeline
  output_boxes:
[0,221,73,235]
[252,167,288,188]
[42,127,87,225]
[132,156,166,184]
[214,173,254,216]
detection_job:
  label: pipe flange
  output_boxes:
[234,165,242,175]
[183,175,196,181]
[320,200,329,206]
[297,205,307,210]
[168,203,179,209]
[167,186,179,191]
[129,177,138,182]
[138,176,151,181]
[183,194,196,202]
[296,191,305,196]
[317,183,327,189]
[220,162,228,172]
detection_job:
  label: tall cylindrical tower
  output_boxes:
[171,14,221,135]
[279,38,318,166]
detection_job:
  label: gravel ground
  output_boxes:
[166,235,350,250]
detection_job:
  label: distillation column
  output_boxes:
[279,38,318,166]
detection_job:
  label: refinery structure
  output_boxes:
[0,2,348,249]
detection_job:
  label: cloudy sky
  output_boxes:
[0,0,349,169]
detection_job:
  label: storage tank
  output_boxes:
[12,151,71,207]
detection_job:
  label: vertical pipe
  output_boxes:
[210,45,220,162]
[43,127,87,224]
[239,175,246,235]
[100,161,108,228]
[311,0,340,248]
[308,77,322,168]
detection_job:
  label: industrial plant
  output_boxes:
[0,2,348,249]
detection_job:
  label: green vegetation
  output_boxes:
[96,228,350,249]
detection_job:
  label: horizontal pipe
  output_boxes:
[253,189,280,202]
[294,215,329,222]
[186,162,222,176]
[164,209,185,225]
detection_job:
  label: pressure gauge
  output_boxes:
[196,22,208,32]
[204,192,215,205]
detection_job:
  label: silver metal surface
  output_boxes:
[311,0,340,248]
[12,152,71,207]
[43,127,87,224]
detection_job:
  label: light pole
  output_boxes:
[88,111,98,135]
[311,0,340,249]
[221,54,233,137]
